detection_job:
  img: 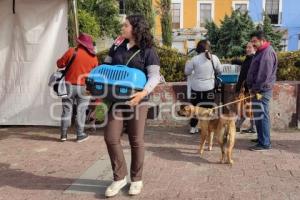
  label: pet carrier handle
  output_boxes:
[126,50,141,66]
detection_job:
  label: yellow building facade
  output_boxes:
[154,0,249,36]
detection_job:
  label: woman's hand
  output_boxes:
[127,90,148,106]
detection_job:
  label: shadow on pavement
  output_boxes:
[0,126,103,142]
[146,145,212,165]
[0,162,109,197]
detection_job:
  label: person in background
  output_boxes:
[56,33,98,142]
[185,40,222,134]
[234,42,256,134]
[247,30,278,151]
[103,15,161,197]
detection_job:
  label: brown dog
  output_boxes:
[178,105,236,164]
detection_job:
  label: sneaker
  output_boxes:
[128,181,143,196]
[189,127,199,134]
[249,144,272,151]
[105,177,127,197]
[76,134,89,143]
[251,138,258,143]
[60,132,67,142]
[242,129,256,134]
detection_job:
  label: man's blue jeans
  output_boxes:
[252,90,272,147]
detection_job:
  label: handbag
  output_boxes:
[210,55,222,93]
[48,49,77,97]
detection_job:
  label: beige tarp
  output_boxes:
[0,0,69,125]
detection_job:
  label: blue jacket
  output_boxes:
[246,45,278,92]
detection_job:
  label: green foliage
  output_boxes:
[295,59,300,68]
[77,0,98,11]
[94,100,112,122]
[258,14,284,51]
[158,0,173,46]
[277,51,300,81]
[77,0,121,38]
[216,10,255,58]
[78,9,100,39]
[206,10,284,58]
[96,0,121,38]
[125,0,155,30]
[156,46,187,82]
[205,21,220,52]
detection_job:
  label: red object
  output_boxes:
[257,41,271,52]
[114,36,125,46]
[76,33,96,55]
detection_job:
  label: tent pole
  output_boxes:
[72,0,79,37]
[13,0,16,14]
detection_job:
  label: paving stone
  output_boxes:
[0,127,299,200]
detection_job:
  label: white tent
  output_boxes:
[0,0,69,126]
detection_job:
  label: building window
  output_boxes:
[171,3,181,29]
[234,3,248,13]
[199,3,212,27]
[265,0,280,24]
[119,0,125,14]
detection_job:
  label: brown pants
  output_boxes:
[104,104,148,182]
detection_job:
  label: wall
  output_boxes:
[154,0,236,36]
[215,0,232,26]
[147,82,300,130]
[249,0,300,51]
[281,0,300,51]
[153,0,162,37]
[183,0,197,28]
[248,0,263,22]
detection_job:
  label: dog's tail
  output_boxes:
[223,123,229,146]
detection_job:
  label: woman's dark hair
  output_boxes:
[126,14,154,49]
[195,40,212,60]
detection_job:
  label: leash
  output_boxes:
[209,93,262,111]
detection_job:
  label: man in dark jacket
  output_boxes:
[234,42,256,134]
[247,31,278,151]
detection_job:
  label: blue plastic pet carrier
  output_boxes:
[86,64,147,101]
[218,64,241,83]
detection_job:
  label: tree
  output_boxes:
[96,0,121,38]
[77,0,98,11]
[158,0,172,46]
[125,0,155,30]
[206,10,255,58]
[219,11,255,58]
[68,1,100,46]
[205,21,220,53]
[77,0,121,38]
[259,14,284,51]
[78,9,100,39]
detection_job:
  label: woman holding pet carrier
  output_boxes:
[185,40,222,134]
[102,15,160,197]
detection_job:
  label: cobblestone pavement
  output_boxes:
[0,126,300,200]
